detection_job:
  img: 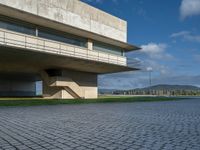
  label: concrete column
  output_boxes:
[87,39,93,50]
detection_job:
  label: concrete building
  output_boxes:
[0,0,140,99]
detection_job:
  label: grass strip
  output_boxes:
[0,96,185,107]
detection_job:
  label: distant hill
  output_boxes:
[112,84,200,96]
[100,85,200,95]
[139,84,200,91]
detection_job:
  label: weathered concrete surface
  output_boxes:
[42,69,98,99]
[0,99,200,149]
[0,0,127,42]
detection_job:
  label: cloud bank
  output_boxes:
[171,31,200,43]
[180,0,200,19]
[140,43,173,60]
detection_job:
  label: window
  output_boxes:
[0,16,87,48]
[93,41,124,56]
[38,28,87,48]
[0,17,36,36]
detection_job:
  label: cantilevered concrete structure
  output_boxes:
[0,0,140,99]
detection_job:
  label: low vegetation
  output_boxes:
[0,96,185,107]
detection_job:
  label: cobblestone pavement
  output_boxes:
[0,99,200,150]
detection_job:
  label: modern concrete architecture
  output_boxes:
[0,0,140,99]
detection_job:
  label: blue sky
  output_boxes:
[83,0,200,89]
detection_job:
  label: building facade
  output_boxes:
[0,0,140,99]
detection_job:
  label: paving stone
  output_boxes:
[0,99,200,150]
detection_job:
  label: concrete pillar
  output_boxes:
[87,39,93,50]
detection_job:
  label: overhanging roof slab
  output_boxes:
[0,46,138,74]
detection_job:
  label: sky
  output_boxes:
[82,0,200,90]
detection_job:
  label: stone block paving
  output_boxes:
[0,99,200,150]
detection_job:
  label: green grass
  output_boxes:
[0,96,185,107]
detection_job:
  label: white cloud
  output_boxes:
[127,42,174,78]
[146,67,153,71]
[180,0,200,20]
[141,43,166,54]
[144,60,172,76]
[171,31,190,37]
[140,43,173,60]
[171,31,200,43]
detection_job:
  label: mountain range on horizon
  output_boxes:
[99,84,200,94]
[135,84,200,91]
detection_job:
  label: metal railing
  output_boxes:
[0,29,127,66]
[127,58,141,69]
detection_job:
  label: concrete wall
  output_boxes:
[43,81,74,99]
[0,0,127,42]
[62,70,98,99]
[42,69,98,99]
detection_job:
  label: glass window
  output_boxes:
[38,28,87,48]
[0,18,36,36]
[93,41,123,56]
[0,16,87,48]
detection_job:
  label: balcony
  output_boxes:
[0,29,127,67]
